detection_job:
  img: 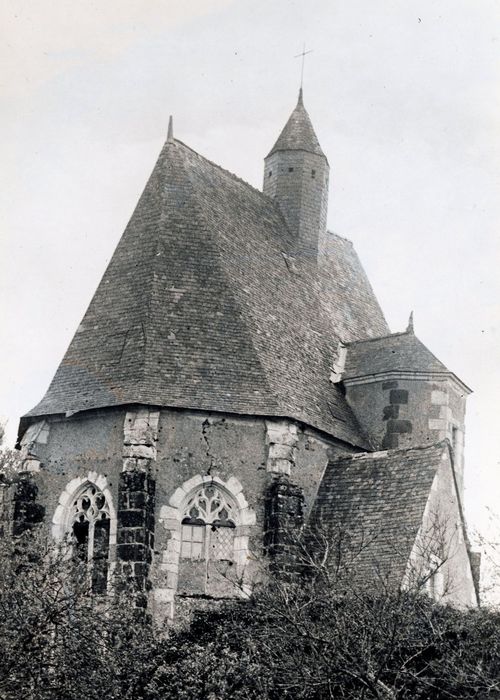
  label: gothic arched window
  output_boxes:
[70,484,111,594]
[181,484,236,562]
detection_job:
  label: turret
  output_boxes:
[340,321,472,498]
[263,89,329,261]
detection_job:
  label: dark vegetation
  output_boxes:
[1,527,500,700]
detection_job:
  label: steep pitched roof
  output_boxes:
[23,136,389,446]
[343,331,470,391]
[267,89,326,159]
[310,442,447,584]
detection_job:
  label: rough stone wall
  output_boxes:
[116,407,159,601]
[264,474,304,566]
[116,470,156,604]
[263,150,329,259]
[150,411,350,622]
[345,377,467,497]
[15,406,357,623]
[152,411,266,622]
[12,474,45,535]
[20,409,125,540]
[265,420,357,518]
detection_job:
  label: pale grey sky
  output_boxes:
[1,1,499,550]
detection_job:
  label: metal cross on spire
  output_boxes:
[294,43,313,89]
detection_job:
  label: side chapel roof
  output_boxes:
[310,442,449,584]
[23,131,389,447]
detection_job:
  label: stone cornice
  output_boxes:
[343,370,472,395]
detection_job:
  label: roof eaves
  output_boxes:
[326,439,450,466]
[345,331,408,347]
[266,145,329,164]
[343,369,472,395]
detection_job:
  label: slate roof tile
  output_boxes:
[344,331,456,379]
[24,137,389,446]
[311,442,447,583]
[267,89,326,159]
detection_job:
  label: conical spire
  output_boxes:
[267,90,325,159]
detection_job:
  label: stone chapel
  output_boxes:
[13,90,479,621]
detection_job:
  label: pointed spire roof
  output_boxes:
[343,331,472,393]
[21,130,389,446]
[267,89,326,159]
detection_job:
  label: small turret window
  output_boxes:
[288,167,294,172]
[311,169,316,179]
[268,170,272,177]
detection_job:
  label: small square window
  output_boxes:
[268,170,272,177]
[288,167,294,172]
[311,169,316,179]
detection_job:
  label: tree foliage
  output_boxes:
[1,528,500,699]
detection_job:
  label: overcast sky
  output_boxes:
[1,1,499,549]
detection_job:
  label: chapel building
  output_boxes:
[12,90,479,620]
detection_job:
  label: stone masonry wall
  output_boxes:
[12,473,45,535]
[116,470,156,605]
[16,406,356,623]
[263,150,329,259]
[345,377,467,498]
[264,474,304,567]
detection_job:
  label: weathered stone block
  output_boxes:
[382,380,399,390]
[121,470,147,491]
[118,509,145,527]
[390,389,409,405]
[387,419,412,434]
[117,543,146,562]
[431,390,447,405]
[123,444,156,460]
[269,443,296,460]
[382,405,399,420]
[267,458,291,475]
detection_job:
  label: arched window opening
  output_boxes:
[181,484,236,563]
[70,484,111,594]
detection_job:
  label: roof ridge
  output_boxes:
[138,141,175,386]
[328,440,448,463]
[326,231,354,245]
[345,330,407,346]
[173,138,268,201]
[172,138,294,243]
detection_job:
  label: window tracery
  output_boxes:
[70,484,111,594]
[181,484,236,562]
